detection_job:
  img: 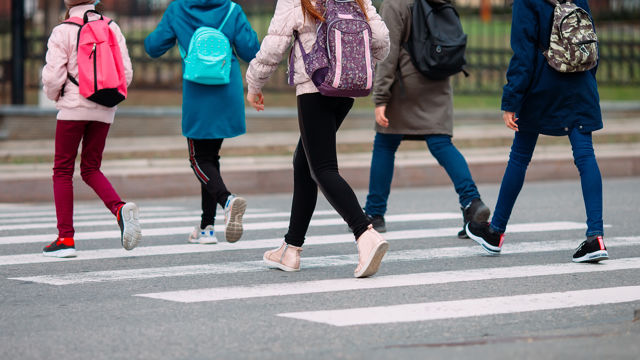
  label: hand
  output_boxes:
[247,91,264,112]
[375,105,389,128]
[503,111,518,131]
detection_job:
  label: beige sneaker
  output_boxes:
[263,242,302,272]
[354,225,389,278]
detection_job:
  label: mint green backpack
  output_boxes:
[179,3,236,85]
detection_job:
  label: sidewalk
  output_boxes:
[1,112,639,202]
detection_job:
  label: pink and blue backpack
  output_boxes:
[288,0,374,97]
[64,10,127,107]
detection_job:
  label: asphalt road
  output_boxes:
[1,177,639,360]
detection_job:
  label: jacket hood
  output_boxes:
[183,0,229,8]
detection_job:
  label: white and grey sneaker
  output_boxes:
[117,202,141,250]
[188,225,217,244]
[223,195,246,243]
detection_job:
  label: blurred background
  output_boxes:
[1,0,639,109]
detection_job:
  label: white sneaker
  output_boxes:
[188,225,217,244]
[224,195,246,243]
[117,202,141,251]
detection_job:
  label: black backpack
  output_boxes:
[403,0,468,80]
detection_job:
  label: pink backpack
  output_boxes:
[64,10,127,107]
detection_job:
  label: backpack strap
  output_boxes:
[179,3,237,59]
[63,17,83,26]
[217,2,237,31]
[288,30,311,86]
[67,73,79,86]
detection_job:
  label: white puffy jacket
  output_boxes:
[246,0,390,96]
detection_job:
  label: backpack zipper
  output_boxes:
[91,43,97,92]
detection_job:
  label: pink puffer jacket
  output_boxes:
[41,4,133,124]
[246,0,390,96]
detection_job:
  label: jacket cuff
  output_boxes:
[501,94,519,113]
[247,84,262,94]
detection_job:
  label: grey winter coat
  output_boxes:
[372,0,453,136]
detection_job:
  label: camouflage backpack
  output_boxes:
[543,0,598,72]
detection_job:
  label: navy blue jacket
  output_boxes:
[501,0,602,136]
[145,0,259,139]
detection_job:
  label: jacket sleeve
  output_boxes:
[41,26,70,101]
[144,4,177,59]
[501,0,539,113]
[231,6,260,63]
[245,0,296,94]
[365,0,390,62]
[372,1,404,106]
[111,22,133,87]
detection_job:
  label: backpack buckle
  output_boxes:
[579,45,590,56]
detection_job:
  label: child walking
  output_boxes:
[41,0,140,257]
[365,0,489,236]
[466,0,608,263]
[246,0,391,277]
[145,0,260,244]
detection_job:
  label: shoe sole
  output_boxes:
[354,241,389,278]
[465,223,501,256]
[120,203,142,251]
[42,248,77,258]
[225,197,246,243]
[458,227,470,239]
[188,238,218,244]
[573,250,609,263]
[263,255,300,272]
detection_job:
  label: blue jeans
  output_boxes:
[364,133,480,216]
[490,128,603,237]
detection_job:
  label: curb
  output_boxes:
[1,145,638,202]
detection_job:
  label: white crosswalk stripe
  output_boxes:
[0,209,297,225]
[278,286,640,326]
[0,206,184,219]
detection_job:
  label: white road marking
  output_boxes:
[0,212,461,244]
[133,257,640,303]
[277,286,640,326]
[0,210,329,230]
[0,209,331,225]
[0,221,590,266]
[0,206,183,219]
[9,236,640,284]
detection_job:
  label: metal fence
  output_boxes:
[1,0,639,104]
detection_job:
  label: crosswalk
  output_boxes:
[2,201,638,328]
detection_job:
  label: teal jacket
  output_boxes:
[145,0,260,139]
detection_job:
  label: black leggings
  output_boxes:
[284,93,370,247]
[187,138,232,228]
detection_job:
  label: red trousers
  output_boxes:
[53,120,123,238]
